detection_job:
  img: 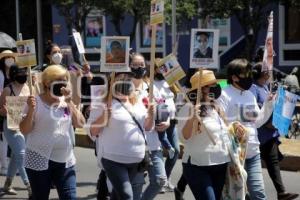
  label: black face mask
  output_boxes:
[154,73,164,80]
[115,82,133,96]
[187,90,197,105]
[235,76,253,90]
[131,67,147,79]
[15,75,27,84]
[52,83,67,97]
[208,84,221,99]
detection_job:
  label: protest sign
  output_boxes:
[73,32,86,54]
[155,54,185,85]
[273,86,299,135]
[190,29,219,69]
[90,85,107,106]
[16,39,37,67]
[262,11,274,72]
[6,96,27,130]
[100,37,130,72]
[150,0,164,25]
[85,10,105,48]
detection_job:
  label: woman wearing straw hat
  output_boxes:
[0,64,31,197]
[0,50,18,176]
[177,70,246,200]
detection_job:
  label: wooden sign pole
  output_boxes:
[18,33,33,95]
[105,72,115,126]
[149,24,157,103]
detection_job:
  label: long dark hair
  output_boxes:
[45,40,59,64]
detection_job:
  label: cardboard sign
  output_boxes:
[73,32,85,54]
[150,0,164,25]
[16,39,37,67]
[190,29,219,69]
[6,96,27,130]
[100,36,130,72]
[272,86,299,135]
[262,11,274,72]
[156,54,185,85]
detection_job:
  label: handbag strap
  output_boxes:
[116,99,148,146]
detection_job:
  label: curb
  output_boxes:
[75,130,300,172]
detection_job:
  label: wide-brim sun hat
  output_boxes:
[189,70,217,91]
[0,50,18,59]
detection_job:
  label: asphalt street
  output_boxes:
[1,147,299,200]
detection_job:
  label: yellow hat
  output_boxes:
[189,70,217,91]
[0,50,18,60]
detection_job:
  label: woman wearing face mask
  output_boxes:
[177,70,245,200]
[0,64,31,197]
[128,54,169,200]
[152,62,179,193]
[0,50,17,176]
[19,65,85,200]
[217,59,275,200]
[89,72,154,200]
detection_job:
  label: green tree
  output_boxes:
[51,0,97,35]
[199,0,300,60]
[95,0,150,44]
[164,0,199,32]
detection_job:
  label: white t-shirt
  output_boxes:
[217,85,273,158]
[24,96,75,171]
[96,99,147,164]
[177,104,230,166]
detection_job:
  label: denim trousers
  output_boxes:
[26,160,76,200]
[132,150,168,200]
[245,153,267,200]
[102,158,140,200]
[3,120,29,184]
[183,160,227,200]
[164,120,180,178]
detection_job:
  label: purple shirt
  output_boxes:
[250,83,279,145]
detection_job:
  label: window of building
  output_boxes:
[279,5,300,66]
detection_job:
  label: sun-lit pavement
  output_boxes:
[1,147,300,200]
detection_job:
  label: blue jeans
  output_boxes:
[183,160,227,200]
[164,120,179,178]
[136,150,167,200]
[245,154,267,200]
[102,158,140,200]
[26,160,76,200]
[3,120,28,184]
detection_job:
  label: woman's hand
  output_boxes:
[233,122,247,141]
[61,87,72,103]
[27,96,36,113]
[155,121,170,132]
[0,105,7,116]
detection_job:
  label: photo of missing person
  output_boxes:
[141,21,163,47]
[193,31,214,59]
[85,15,104,47]
[105,39,126,64]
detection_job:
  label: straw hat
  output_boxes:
[189,70,217,91]
[0,50,18,60]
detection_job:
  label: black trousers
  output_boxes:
[260,138,285,194]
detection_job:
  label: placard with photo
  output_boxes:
[100,36,130,72]
[150,0,164,25]
[156,54,186,85]
[16,39,37,67]
[85,11,105,48]
[190,29,219,69]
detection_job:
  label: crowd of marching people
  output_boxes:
[0,42,299,200]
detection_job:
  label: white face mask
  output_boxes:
[51,53,63,65]
[4,58,15,68]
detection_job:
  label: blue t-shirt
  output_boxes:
[250,84,279,145]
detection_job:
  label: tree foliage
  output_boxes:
[164,0,199,32]
[51,0,97,34]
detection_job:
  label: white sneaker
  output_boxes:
[162,181,175,192]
